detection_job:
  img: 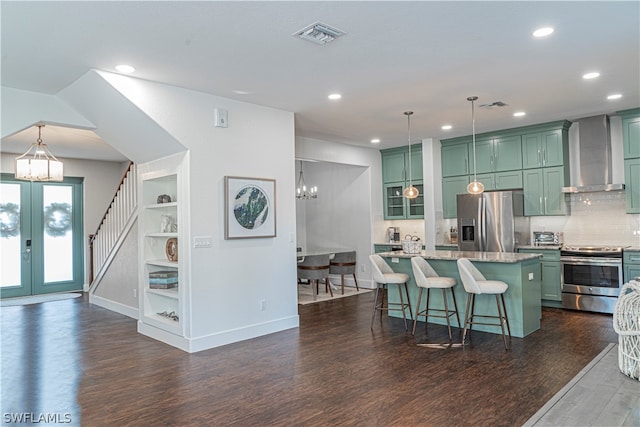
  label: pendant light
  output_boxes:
[466,96,484,194]
[403,111,419,199]
[14,124,64,182]
[295,160,318,199]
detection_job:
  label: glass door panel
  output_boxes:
[0,181,32,297]
[0,175,83,298]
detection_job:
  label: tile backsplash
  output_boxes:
[434,192,640,247]
[531,192,640,246]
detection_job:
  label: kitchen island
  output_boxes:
[377,250,542,338]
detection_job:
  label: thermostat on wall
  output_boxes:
[214,108,228,128]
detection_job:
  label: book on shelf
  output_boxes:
[149,270,178,279]
[149,281,178,289]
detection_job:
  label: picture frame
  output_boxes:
[224,176,276,239]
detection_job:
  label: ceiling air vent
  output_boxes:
[479,101,508,109]
[294,22,346,45]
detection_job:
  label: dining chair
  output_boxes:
[297,254,332,298]
[329,251,359,294]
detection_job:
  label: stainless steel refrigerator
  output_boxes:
[456,190,530,252]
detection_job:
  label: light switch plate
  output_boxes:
[193,236,213,248]
[214,108,228,128]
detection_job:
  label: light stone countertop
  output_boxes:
[378,250,542,264]
[517,245,563,251]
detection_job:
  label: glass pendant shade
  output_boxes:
[14,125,64,182]
[467,181,485,194]
[403,185,419,199]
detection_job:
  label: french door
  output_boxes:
[0,174,84,298]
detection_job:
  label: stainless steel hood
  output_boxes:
[562,115,625,193]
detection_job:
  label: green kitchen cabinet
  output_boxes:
[442,175,469,219]
[523,166,568,216]
[624,250,640,283]
[619,108,640,159]
[476,170,523,191]
[473,135,522,174]
[625,158,640,214]
[441,140,470,177]
[522,129,567,169]
[383,181,424,219]
[382,144,422,183]
[519,248,561,304]
[381,145,423,219]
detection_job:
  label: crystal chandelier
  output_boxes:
[14,124,64,182]
[296,160,317,199]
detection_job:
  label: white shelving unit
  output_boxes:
[137,153,189,349]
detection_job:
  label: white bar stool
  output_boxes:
[369,254,413,330]
[457,258,511,350]
[411,257,460,340]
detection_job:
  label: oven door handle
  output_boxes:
[560,256,622,266]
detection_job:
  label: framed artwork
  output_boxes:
[224,176,276,239]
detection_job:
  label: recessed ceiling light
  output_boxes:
[607,93,623,100]
[233,90,251,95]
[370,138,380,144]
[583,72,600,80]
[115,64,135,74]
[441,125,452,130]
[533,27,554,38]
[513,111,526,117]
[328,93,342,100]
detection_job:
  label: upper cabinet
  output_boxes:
[441,139,470,177]
[522,128,568,169]
[620,108,640,159]
[441,120,571,218]
[619,108,640,213]
[381,144,424,219]
[473,135,522,173]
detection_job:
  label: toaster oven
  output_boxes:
[533,231,563,246]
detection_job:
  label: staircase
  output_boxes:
[88,162,137,294]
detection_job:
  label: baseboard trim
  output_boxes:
[90,294,139,319]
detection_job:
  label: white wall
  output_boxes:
[1,153,131,287]
[87,73,299,350]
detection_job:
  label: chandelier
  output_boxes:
[14,124,64,182]
[296,160,317,199]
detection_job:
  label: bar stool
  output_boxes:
[297,254,333,298]
[369,254,413,330]
[411,257,460,340]
[456,258,511,350]
[330,251,359,294]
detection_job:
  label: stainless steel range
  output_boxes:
[560,245,624,314]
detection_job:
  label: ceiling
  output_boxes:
[2,1,638,162]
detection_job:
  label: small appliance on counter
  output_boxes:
[533,231,563,246]
[402,234,421,254]
[449,226,458,244]
[387,227,400,243]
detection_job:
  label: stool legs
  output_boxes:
[371,282,411,331]
[462,293,511,350]
[412,287,460,340]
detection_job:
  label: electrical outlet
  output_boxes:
[133,288,137,298]
[360,264,366,272]
[528,272,534,281]
[391,257,399,263]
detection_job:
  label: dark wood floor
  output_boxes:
[1,291,618,426]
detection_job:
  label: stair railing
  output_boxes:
[89,162,137,287]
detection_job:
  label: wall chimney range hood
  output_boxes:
[561,115,625,193]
